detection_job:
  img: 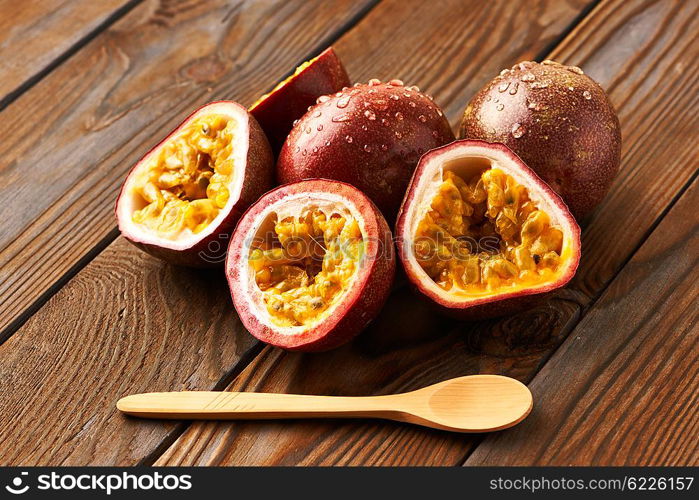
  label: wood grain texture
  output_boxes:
[155,0,601,466]
[466,178,698,465]
[157,0,699,466]
[0,238,257,465]
[0,0,375,338]
[0,0,136,104]
[0,1,377,466]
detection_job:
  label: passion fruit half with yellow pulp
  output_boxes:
[227,179,395,351]
[116,101,274,267]
[250,47,350,155]
[396,140,581,319]
[277,79,454,221]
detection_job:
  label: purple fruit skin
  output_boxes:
[278,80,455,221]
[460,60,621,220]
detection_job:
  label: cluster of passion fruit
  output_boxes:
[116,48,618,351]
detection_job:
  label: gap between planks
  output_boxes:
[0,0,144,111]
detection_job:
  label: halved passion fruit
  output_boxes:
[396,140,581,319]
[250,47,350,155]
[116,101,274,267]
[226,179,395,351]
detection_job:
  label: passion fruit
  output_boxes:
[277,79,455,221]
[396,140,581,320]
[226,179,395,351]
[460,60,621,220]
[250,47,350,155]
[116,101,274,267]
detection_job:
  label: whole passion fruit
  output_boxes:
[250,47,350,155]
[116,101,274,267]
[277,79,455,220]
[460,60,621,220]
[396,140,581,320]
[227,179,395,351]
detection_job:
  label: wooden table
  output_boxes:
[0,0,696,466]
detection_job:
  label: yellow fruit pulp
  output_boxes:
[414,168,564,294]
[250,209,364,327]
[131,114,235,237]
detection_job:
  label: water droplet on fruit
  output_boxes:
[293,119,299,126]
[312,147,319,154]
[336,95,351,108]
[568,65,584,75]
[353,82,362,87]
[380,144,388,151]
[395,112,404,120]
[317,95,330,104]
[583,90,592,100]
[335,92,342,97]
[568,86,574,91]
[302,149,308,156]
[295,146,300,153]
[361,124,368,131]
[407,85,420,92]
[496,103,504,111]
[364,110,376,120]
[498,82,510,93]
[511,123,526,138]
[332,114,350,122]
[345,135,353,143]
[509,82,519,95]
[368,78,381,86]
[521,72,535,82]
[432,130,439,138]
[313,110,321,118]
[528,101,540,111]
[389,94,400,101]
[418,114,427,122]
[436,108,443,116]
[409,101,416,108]
[403,92,411,98]
[317,124,323,131]
[531,81,549,89]
[307,105,313,112]
[325,140,331,146]
[305,126,312,134]
[389,79,404,86]
[368,89,377,94]
[363,144,372,153]
[381,118,388,126]
[500,68,510,76]
[395,131,403,139]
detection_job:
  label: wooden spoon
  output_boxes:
[117,375,532,433]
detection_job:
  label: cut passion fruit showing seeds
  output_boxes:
[396,140,581,320]
[250,47,350,155]
[116,101,274,267]
[226,179,395,351]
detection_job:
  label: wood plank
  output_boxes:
[466,177,698,465]
[157,0,699,466]
[0,0,377,466]
[0,0,136,105]
[0,0,376,338]
[154,0,612,466]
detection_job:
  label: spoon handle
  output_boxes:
[117,391,398,420]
